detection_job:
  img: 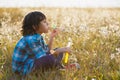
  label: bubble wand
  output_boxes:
[52,24,57,29]
[64,38,72,64]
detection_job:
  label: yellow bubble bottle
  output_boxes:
[63,38,72,65]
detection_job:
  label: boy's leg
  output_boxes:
[34,54,55,71]
[53,48,63,65]
[34,53,63,71]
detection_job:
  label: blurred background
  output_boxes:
[0,0,120,80]
[0,0,120,8]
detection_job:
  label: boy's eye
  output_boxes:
[44,21,46,23]
[44,21,48,24]
[42,20,46,23]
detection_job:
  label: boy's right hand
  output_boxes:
[55,47,71,54]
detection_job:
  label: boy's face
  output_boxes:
[37,19,49,34]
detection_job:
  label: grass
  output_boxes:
[0,7,120,80]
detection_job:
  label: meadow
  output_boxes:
[0,8,120,80]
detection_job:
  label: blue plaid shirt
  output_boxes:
[12,33,49,75]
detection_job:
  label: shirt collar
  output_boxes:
[35,33,43,41]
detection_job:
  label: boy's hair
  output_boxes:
[21,11,46,36]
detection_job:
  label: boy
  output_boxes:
[12,11,71,76]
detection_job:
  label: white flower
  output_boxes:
[115,48,120,55]
[109,24,119,32]
[110,54,115,60]
[79,24,89,32]
[1,65,3,69]
[116,48,120,52]
[116,52,120,55]
[93,53,97,57]
[99,27,109,37]
[92,78,96,80]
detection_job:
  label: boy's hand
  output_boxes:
[48,28,59,50]
[55,47,71,54]
[50,28,59,38]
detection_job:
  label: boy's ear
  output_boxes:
[32,25,39,31]
[32,25,36,30]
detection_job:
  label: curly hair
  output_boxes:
[21,11,46,36]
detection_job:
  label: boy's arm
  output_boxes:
[48,36,54,50]
[48,28,59,50]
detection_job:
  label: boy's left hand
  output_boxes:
[50,28,59,38]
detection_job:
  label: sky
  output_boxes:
[0,0,120,8]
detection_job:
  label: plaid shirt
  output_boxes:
[12,33,49,75]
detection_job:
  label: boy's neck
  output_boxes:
[36,32,42,35]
